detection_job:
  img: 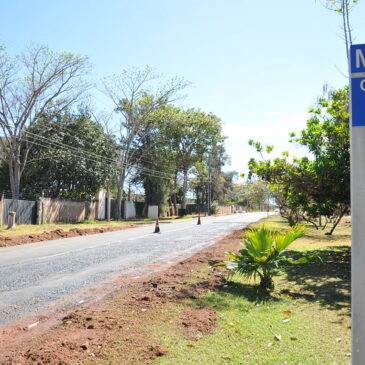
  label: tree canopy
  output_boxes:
[248,86,350,234]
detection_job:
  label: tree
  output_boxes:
[191,143,233,208]
[131,106,178,216]
[0,45,90,198]
[102,66,189,219]
[248,86,350,234]
[167,107,224,209]
[291,86,350,234]
[244,181,272,212]
[323,0,358,61]
[19,110,117,200]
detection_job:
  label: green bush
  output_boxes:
[219,225,321,290]
[210,201,219,215]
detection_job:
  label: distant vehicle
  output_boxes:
[274,208,279,213]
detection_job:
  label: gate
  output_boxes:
[2,199,37,225]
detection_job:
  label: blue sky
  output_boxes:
[1,0,364,177]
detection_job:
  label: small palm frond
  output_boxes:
[244,226,276,258]
[275,225,305,253]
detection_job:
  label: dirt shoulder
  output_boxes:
[0,226,245,364]
[0,216,201,248]
[0,224,143,247]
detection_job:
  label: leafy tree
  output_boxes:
[191,144,233,208]
[20,110,117,200]
[101,66,189,219]
[244,180,272,212]
[0,45,90,198]
[248,86,350,234]
[131,106,178,216]
[168,107,224,209]
[291,86,350,234]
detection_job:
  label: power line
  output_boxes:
[45,127,180,173]
[26,131,218,184]
[22,133,177,181]
[2,129,216,184]
[25,130,178,179]
[24,131,176,178]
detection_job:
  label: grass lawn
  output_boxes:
[151,216,351,365]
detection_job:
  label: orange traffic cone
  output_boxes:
[154,219,160,233]
[197,214,201,225]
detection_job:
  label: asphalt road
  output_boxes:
[0,212,269,327]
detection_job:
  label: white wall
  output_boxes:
[148,205,158,219]
[124,201,136,219]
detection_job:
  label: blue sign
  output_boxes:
[351,44,365,127]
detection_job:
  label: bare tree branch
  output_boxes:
[0,44,90,197]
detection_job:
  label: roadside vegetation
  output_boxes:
[2,215,350,364]
[150,216,351,365]
[70,215,349,365]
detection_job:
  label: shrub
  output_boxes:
[219,225,320,290]
[210,201,219,215]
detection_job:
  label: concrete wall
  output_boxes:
[40,198,86,223]
[38,196,100,224]
[218,205,234,215]
[96,190,106,220]
[124,201,136,219]
[148,205,158,219]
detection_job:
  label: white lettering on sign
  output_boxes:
[356,49,365,69]
[361,79,365,91]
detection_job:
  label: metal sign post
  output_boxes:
[350,43,365,364]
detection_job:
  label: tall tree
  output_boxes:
[322,0,359,71]
[248,86,350,234]
[131,106,178,216]
[191,144,233,207]
[0,45,90,198]
[101,66,188,219]
[168,107,224,209]
[291,86,350,234]
[20,110,117,200]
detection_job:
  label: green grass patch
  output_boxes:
[152,216,351,365]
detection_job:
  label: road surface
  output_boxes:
[0,212,269,326]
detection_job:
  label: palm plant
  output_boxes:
[220,225,315,290]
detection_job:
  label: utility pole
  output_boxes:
[207,151,211,215]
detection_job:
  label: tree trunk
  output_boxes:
[326,206,348,235]
[173,193,177,217]
[116,168,126,220]
[169,196,174,216]
[181,169,188,209]
[259,270,274,290]
[9,158,21,199]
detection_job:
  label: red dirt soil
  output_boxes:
[0,228,247,364]
[0,224,140,247]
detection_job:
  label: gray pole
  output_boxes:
[350,44,365,364]
[207,152,211,215]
